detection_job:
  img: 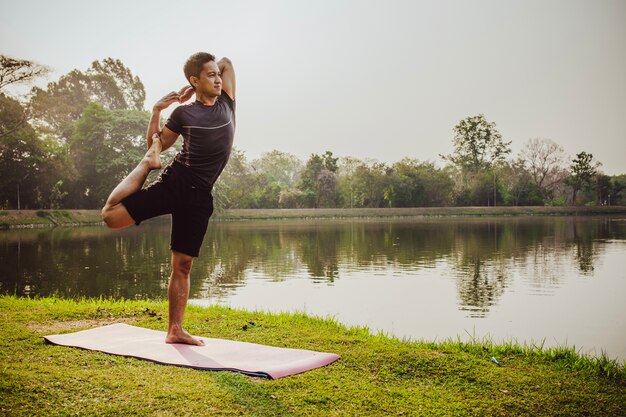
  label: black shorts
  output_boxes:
[121,164,214,257]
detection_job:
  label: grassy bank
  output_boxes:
[1,296,624,416]
[2,206,626,228]
[0,210,104,228]
[218,206,626,220]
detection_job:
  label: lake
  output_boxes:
[1,215,625,360]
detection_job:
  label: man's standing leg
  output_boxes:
[101,135,162,229]
[166,250,205,346]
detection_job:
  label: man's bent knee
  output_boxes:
[101,205,113,228]
[102,203,134,229]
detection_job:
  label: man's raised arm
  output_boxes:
[218,57,236,100]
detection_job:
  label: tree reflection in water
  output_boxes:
[1,216,623,316]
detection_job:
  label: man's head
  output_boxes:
[184,52,221,97]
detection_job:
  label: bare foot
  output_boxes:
[143,134,162,170]
[165,328,205,346]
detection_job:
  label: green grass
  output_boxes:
[1,296,624,416]
[217,206,626,221]
[0,210,104,228]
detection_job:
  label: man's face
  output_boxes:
[193,61,222,97]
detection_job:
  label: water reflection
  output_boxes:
[1,216,624,316]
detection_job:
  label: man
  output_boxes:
[101,52,236,346]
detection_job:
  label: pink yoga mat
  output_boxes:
[44,323,340,379]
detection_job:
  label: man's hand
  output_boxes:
[153,91,182,112]
[178,85,195,103]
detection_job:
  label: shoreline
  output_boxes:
[2,206,626,229]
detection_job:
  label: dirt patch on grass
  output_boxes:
[27,318,141,335]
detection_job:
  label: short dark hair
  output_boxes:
[184,52,216,88]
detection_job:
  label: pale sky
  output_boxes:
[1,0,625,174]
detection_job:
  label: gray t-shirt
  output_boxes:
[165,92,235,189]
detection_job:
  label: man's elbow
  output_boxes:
[219,57,233,68]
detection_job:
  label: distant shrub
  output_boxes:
[545,198,566,207]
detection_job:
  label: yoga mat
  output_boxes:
[44,323,340,379]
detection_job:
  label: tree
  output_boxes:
[609,175,626,206]
[29,58,145,142]
[214,148,255,209]
[0,55,49,91]
[215,149,304,209]
[0,94,57,208]
[349,161,391,208]
[451,169,494,206]
[519,138,568,201]
[65,102,149,208]
[443,114,511,206]
[298,151,339,208]
[595,174,611,205]
[444,114,511,172]
[337,157,391,208]
[499,159,544,206]
[29,69,92,140]
[565,152,599,204]
[278,189,307,208]
[0,56,49,158]
[383,159,453,207]
[87,58,145,111]
[251,150,303,188]
[2,57,152,209]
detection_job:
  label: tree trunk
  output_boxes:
[493,172,497,207]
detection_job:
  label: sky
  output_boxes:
[1,0,625,174]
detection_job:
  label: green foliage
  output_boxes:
[336,159,390,208]
[65,102,149,208]
[278,188,308,208]
[444,114,511,172]
[452,170,496,206]
[595,174,611,205]
[254,182,283,208]
[203,144,619,210]
[297,151,339,208]
[49,180,68,209]
[565,152,599,204]
[0,93,62,209]
[29,69,93,140]
[214,148,256,209]
[383,159,453,207]
[610,174,626,205]
[28,58,146,142]
[87,58,146,111]
[442,115,512,207]
[252,150,303,188]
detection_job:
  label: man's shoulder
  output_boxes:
[173,102,196,114]
[169,103,197,122]
[218,92,235,111]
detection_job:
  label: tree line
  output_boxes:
[1,55,624,210]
